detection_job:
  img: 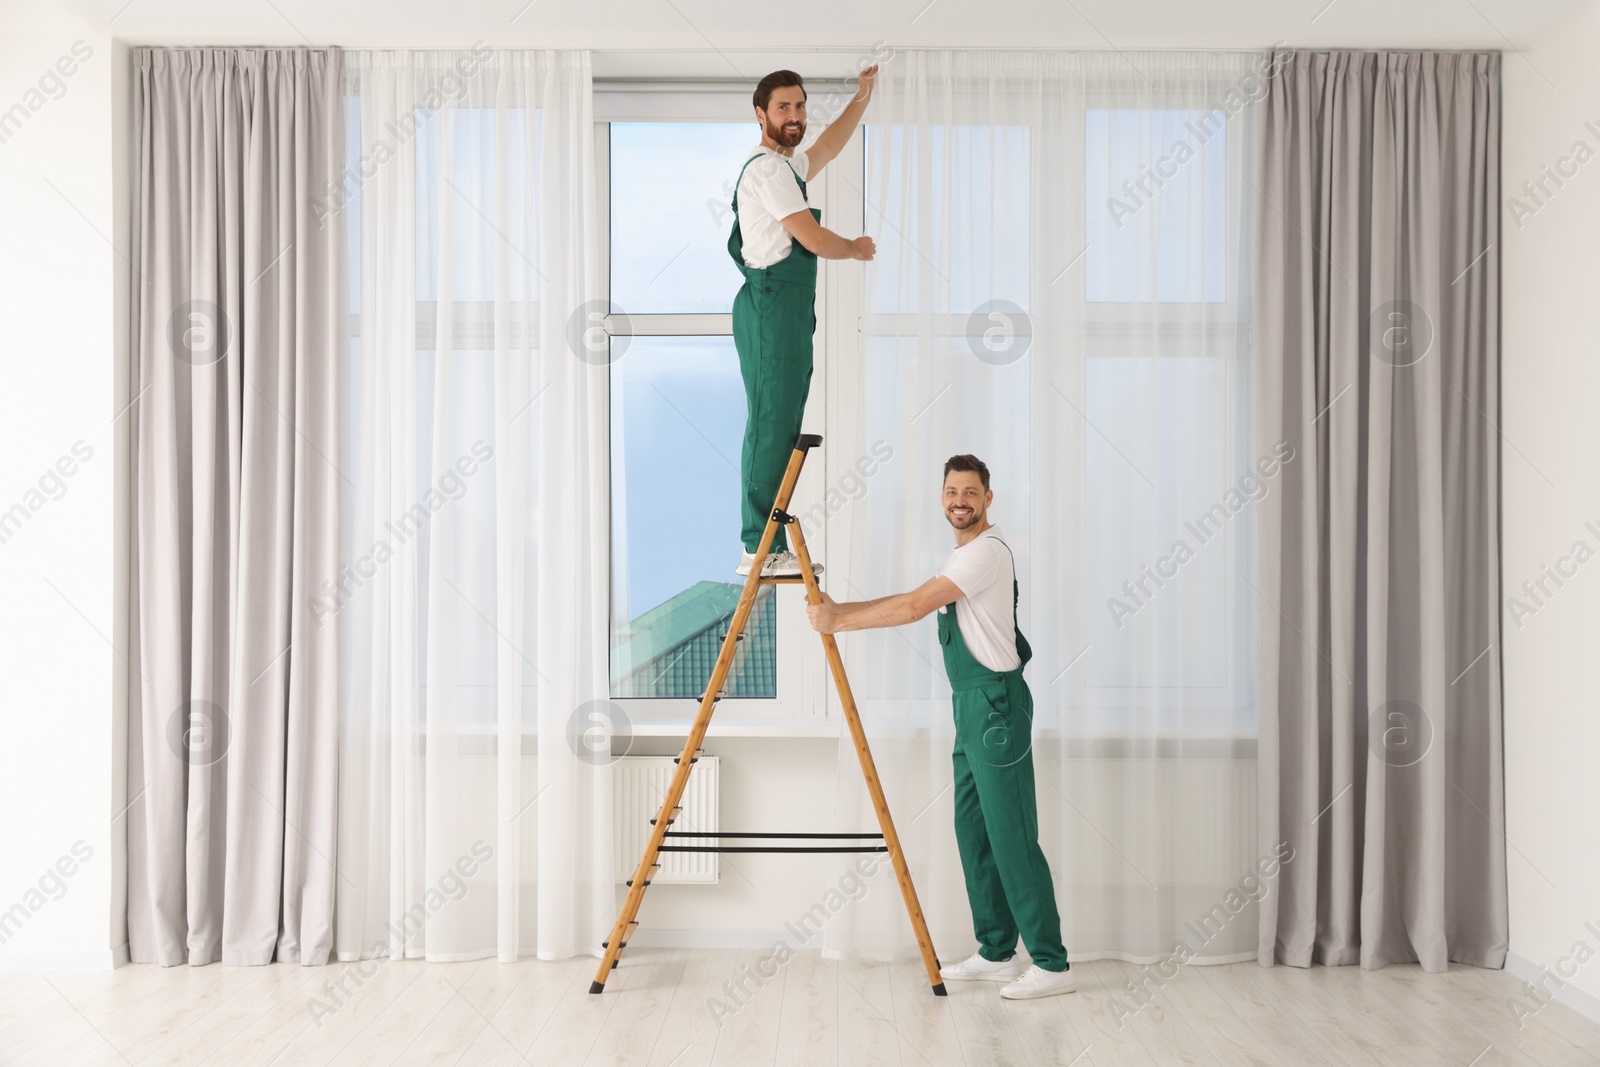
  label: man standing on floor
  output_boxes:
[804,455,1076,1000]
[730,68,878,578]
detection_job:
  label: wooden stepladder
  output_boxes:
[591,433,946,996]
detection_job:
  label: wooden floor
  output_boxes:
[2,950,1598,1066]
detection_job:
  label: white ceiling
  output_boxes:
[65,0,1591,73]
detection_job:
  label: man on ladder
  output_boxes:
[730,67,877,578]
[805,454,1077,1001]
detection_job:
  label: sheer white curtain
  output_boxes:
[334,49,609,962]
[825,49,1271,965]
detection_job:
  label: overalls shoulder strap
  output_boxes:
[986,535,1033,669]
[731,151,807,215]
[987,535,1021,613]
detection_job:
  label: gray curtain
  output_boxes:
[128,47,343,966]
[1254,51,1506,971]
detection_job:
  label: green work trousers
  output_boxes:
[731,275,814,554]
[940,594,1067,972]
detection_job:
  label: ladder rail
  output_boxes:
[787,516,946,995]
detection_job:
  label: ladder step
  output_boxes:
[662,832,884,839]
[650,806,683,827]
[759,576,807,584]
[626,864,660,887]
[602,920,639,950]
[717,632,745,642]
[659,844,889,853]
[673,748,704,766]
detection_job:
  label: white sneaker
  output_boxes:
[999,964,1077,1000]
[736,550,822,578]
[938,951,1026,982]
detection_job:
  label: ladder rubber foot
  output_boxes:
[932,983,948,997]
[589,981,605,994]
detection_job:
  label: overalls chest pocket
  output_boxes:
[938,605,954,645]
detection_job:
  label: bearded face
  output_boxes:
[943,474,989,530]
[764,113,805,147]
[759,85,807,149]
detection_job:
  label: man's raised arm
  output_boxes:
[804,64,877,175]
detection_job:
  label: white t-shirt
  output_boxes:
[937,526,1022,673]
[735,147,811,269]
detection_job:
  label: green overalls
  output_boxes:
[727,152,820,554]
[938,539,1068,972]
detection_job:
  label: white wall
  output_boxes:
[1501,0,1600,1019]
[0,1,124,969]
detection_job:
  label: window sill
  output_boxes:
[621,714,1257,755]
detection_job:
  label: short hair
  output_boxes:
[943,454,991,491]
[754,70,806,113]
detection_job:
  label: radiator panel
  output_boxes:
[613,755,719,884]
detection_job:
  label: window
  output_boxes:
[591,85,1254,735]
[341,95,547,728]
[600,112,811,712]
[608,122,745,314]
[865,124,1032,318]
[1077,101,1255,733]
[609,336,777,699]
[856,89,1254,737]
[1083,108,1229,304]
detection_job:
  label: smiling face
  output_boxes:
[757,85,807,148]
[942,470,992,531]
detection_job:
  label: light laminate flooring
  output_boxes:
[3,950,1598,1066]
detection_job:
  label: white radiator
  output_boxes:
[614,755,719,884]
